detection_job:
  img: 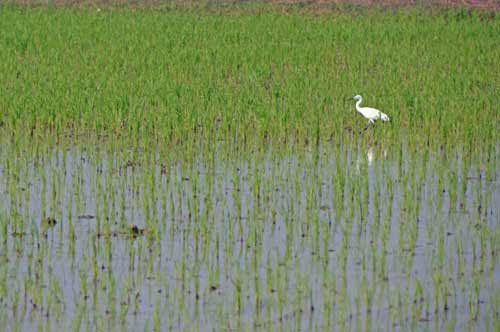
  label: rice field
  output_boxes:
[0,3,499,332]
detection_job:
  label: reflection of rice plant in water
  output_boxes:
[0,140,499,331]
[0,3,499,332]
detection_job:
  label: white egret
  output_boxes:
[353,95,389,131]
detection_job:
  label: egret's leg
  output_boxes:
[359,122,372,134]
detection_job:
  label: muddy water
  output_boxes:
[0,141,499,331]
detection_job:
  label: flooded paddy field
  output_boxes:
[0,139,499,331]
[1,3,500,331]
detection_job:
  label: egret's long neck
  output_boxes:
[355,99,362,111]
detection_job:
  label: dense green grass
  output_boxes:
[0,5,499,148]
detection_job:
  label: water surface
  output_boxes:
[0,140,499,331]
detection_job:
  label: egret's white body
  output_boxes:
[353,95,389,124]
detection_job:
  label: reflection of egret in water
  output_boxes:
[367,147,374,166]
[356,146,387,172]
[356,146,372,173]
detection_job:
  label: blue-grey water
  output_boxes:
[0,141,499,331]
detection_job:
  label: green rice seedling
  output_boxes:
[1,5,499,148]
[0,3,499,332]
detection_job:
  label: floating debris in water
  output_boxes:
[42,217,57,227]
[129,224,145,236]
[77,214,95,220]
[97,224,147,238]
